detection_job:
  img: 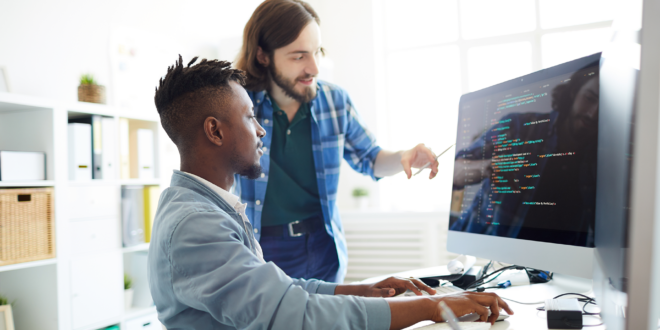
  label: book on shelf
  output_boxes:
[143,185,161,243]
[120,118,130,179]
[122,185,145,247]
[69,116,104,179]
[68,123,92,181]
[101,117,116,180]
[137,129,155,179]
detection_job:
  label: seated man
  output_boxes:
[148,55,513,330]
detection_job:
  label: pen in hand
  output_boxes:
[413,144,455,176]
[438,301,464,330]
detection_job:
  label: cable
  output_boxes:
[501,297,546,305]
[464,265,517,290]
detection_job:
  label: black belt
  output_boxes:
[260,217,325,237]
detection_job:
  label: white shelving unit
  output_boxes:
[0,92,172,330]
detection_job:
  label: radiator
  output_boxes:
[340,211,460,283]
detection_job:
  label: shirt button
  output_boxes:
[262,147,268,152]
[256,99,261,104]
[260,173,265,178]
[256,200,261,205]
[287,129,291,135]
[264,119,269,124]
[254,228,259,234]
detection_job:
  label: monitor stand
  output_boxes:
[494,273,593,303]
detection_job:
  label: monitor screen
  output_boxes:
[449,53,601,248]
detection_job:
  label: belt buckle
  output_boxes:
[288,220,303,237]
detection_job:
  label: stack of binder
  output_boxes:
[122,185,161,247]
[122,185,145,247]
[119,119,155,180]
[68,115,115,180]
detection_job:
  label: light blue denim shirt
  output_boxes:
[147,170,391,329]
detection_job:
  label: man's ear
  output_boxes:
[256,47,270,67]
[204,116,224,147]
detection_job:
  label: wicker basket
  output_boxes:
[78,84,106,104]
[0,188,55,266]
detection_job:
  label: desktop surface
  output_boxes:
[365,266,603,330]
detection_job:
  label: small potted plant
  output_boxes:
[352,187,369,210]
[124,273,134,310]
[0,293,15,330]
[78,73,106,104]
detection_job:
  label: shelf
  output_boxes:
[78,317,121,330]
[67,101,116,117]
[0,180,55,188]
[67,180,119,187]
[117,111,160,122]
[0,258,57,273]
[120,179,161,186]
[123,243,150,253]
[0,92,55,112]
[123,306,157,321]
[67,101,160,122]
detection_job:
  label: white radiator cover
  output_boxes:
[340,211,460,283]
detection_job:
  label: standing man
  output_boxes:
[235,0,440,283]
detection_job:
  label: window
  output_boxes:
[379,0,613,211]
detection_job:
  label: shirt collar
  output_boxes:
[181,171,241,209]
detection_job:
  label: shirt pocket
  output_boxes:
[320,133,345,168]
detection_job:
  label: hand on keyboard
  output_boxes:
[401,285,464,297]
[358,276,437,297]
[428,292,514,325]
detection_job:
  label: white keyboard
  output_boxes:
[402,285,465,297]
[414,321,491,330]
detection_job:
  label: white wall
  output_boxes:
[310,0,385,210]
[0,0,386,209]
[0,0,263,102]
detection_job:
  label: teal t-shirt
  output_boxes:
[261,100,323,226]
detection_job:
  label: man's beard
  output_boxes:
[269,65,316,103]
[230,145,263,180]
[238,163,262,180]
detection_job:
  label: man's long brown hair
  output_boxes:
[236,0,320,92]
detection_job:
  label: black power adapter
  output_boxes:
[545,298,583,329]
[450,266,481,289]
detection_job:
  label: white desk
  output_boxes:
[361,267,606,330]
[405,302,604,329]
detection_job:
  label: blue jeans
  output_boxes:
[260,220,340,283]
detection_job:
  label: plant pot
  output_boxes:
[124,289,134,310]
[78,84,106,104]
[354,196,369,210]
[0,304,14,330]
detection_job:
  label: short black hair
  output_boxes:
[154,55,246,150]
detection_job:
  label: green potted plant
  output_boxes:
[352,187,369,210]
[0,293,15,330]
[78,73,106,104]
[124,273,134,311]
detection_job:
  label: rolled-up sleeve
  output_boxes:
[169,211,391,330]
[290,278,338,295]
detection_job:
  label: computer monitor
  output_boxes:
[591,2,642,328]
[591,33,638,330]
[447,53,601,279]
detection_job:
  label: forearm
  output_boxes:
[334,283,368,296]
[387,297,436,330]
[373,150,404,177]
